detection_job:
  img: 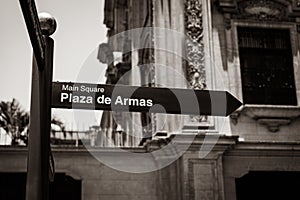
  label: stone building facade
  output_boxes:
[1,0,300,199]
[99,0,300,145]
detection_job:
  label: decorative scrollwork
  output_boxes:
[185,0,206,90]
[185,0,207,123]
[185,0,203,43]
[237,0,288,21]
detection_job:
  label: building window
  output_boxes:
[238,27,297,105]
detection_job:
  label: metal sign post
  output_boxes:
[19,0,56,199]
[19,0,45,70]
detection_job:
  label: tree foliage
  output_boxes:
[0,99,65,145]
[0,99,29,145]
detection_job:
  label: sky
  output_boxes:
[0,0,108,130]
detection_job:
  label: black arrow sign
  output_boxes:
[52,82,242,116]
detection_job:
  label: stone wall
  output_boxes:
[1,133,300,199]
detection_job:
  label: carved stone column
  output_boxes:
[185,0,206,90]
[185,0,207,123]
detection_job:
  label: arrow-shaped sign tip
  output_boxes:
[225,91,243,116]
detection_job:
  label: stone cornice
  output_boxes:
[146,133,238,154]
[225,141,300,157]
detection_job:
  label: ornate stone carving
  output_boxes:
[257,118,291,132]
[237,0,288,21]
[185,0,203,43]
[230,112,240,125]
[185,0,206,90]
[185,0,207,123]
[218,0,300,20]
